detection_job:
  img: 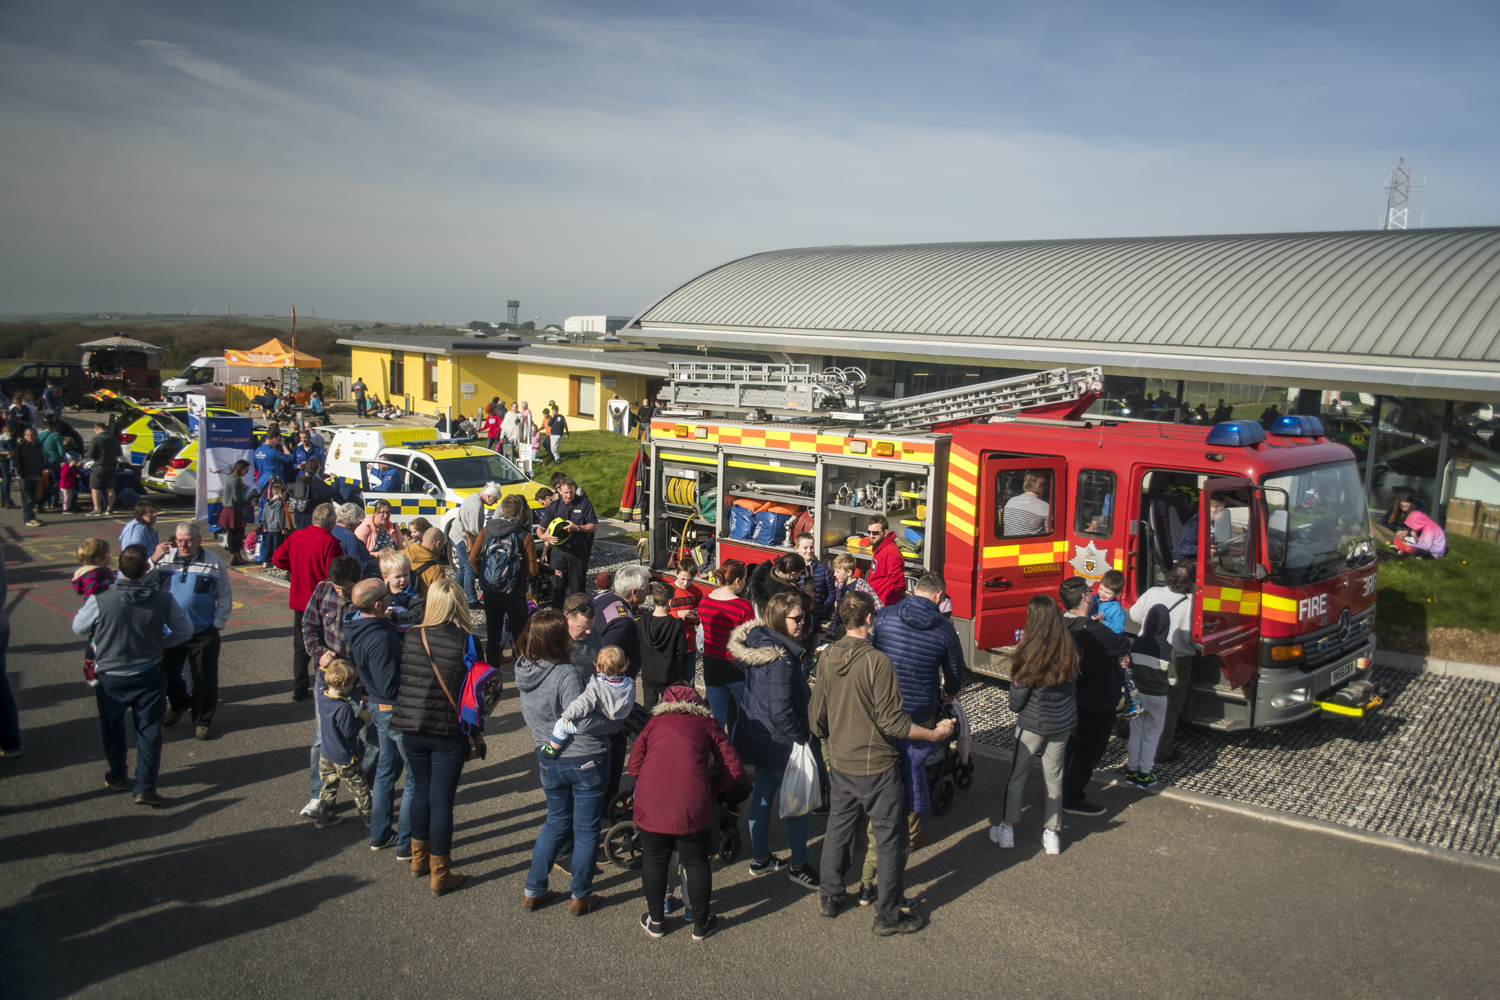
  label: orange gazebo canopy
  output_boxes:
[225,337,322,368]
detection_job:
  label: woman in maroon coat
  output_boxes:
[628,685,743,940]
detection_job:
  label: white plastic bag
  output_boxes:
[779,742,822,819]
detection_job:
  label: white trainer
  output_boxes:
[1042,829,1061,855]
[991,824,1014,848]
[299,797,321,818]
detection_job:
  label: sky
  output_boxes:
[2,0,1497,324]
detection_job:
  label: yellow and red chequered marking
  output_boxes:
[652,421,935,464]
[1261,591,1298,624]
[1201,585,1261,616]
[981,539,1070,567]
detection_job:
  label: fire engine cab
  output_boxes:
[645,363,1378,731]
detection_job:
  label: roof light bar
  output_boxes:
[1269,415,1325,438]
[1204,420,1267,447]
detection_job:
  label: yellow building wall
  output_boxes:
[347,348,652,427]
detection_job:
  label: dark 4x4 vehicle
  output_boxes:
[0,362,88,407]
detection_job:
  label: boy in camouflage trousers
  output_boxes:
[315,659,372,829]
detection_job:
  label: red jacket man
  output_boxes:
[865,516,907,605]
[272,505,344,700]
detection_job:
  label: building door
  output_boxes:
[389,352,405,396]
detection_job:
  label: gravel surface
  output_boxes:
[960,665,1500,858]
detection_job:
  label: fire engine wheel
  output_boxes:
[953,761,974,789]
[603,821,642,870]
[931,777,957,817]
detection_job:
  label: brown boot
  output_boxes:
[410,839,430,877]
[430,855,466,895]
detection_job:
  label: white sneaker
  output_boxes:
[299,797,321,818]
[1042,829,1061,855]
[990,824,1014,848]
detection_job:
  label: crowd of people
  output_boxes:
[3,422,1207,939]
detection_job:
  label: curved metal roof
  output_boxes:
[629,228,1500,398]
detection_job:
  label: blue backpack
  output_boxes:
[482,530,525,594]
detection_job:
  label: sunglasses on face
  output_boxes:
[786,614,805,623]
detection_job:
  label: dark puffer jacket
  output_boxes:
[729,621,811,770]
[871,597,965,726]
[1010,677,1078,737]
[393,623,472,738]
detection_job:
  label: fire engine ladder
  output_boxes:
[860,366,1105,431]
[661,361,867,414]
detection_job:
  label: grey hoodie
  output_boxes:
[71,575,192,675]
[514,655,617,760]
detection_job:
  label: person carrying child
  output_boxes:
[1124,605,1172,790]
[72,538,114,687]
[638,580,689,709]
[823,553,882,642]
[1058,577,1131,818]
[378,549,426,632]
[541,644,637,758]
[1089,569,1142,720]
[315,658,373,830]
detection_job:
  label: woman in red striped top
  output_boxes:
[696,558,755,731]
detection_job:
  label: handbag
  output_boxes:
[422,628,487,762]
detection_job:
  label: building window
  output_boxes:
[574,375,595,417]
[389,351,404,396]
[424,354,438,402]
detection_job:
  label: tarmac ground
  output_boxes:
[2,489,1498,1000]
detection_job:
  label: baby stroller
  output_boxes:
[602,767,751,870]
[922,702,974,817]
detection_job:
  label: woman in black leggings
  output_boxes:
[627,685,744,940]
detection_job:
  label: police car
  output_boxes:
[324,425,547,535]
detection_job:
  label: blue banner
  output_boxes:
[198,415,255,529]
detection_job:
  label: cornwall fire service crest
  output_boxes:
[1068,541,1109,581]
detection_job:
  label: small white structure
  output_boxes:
[563,315,630,336]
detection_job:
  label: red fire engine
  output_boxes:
[645,363,1378,731]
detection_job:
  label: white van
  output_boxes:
[162,356,287,404]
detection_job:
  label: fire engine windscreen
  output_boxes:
[1261,461,1374,585]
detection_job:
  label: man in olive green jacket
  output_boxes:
[811,591,954,936]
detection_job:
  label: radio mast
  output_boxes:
[1382,158,1424,230]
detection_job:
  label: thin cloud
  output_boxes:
[136,39,280,103]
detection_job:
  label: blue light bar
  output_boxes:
[1269,415,1325,438]
[1205,420,1267,447]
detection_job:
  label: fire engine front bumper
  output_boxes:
[1254,639,1378,726]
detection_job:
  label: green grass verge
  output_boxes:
[1376,533,1500,632]
[548,429,641,520]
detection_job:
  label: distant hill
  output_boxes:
[0,318,414,374]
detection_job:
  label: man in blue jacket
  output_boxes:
[346,578,410,853]
[795,533,835,632]
[294,428,326,469]
[870,572,965,848]
[253,424,296,488]
[157,522,233,741]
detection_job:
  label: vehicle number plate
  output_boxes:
[1330,661,1358,685]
